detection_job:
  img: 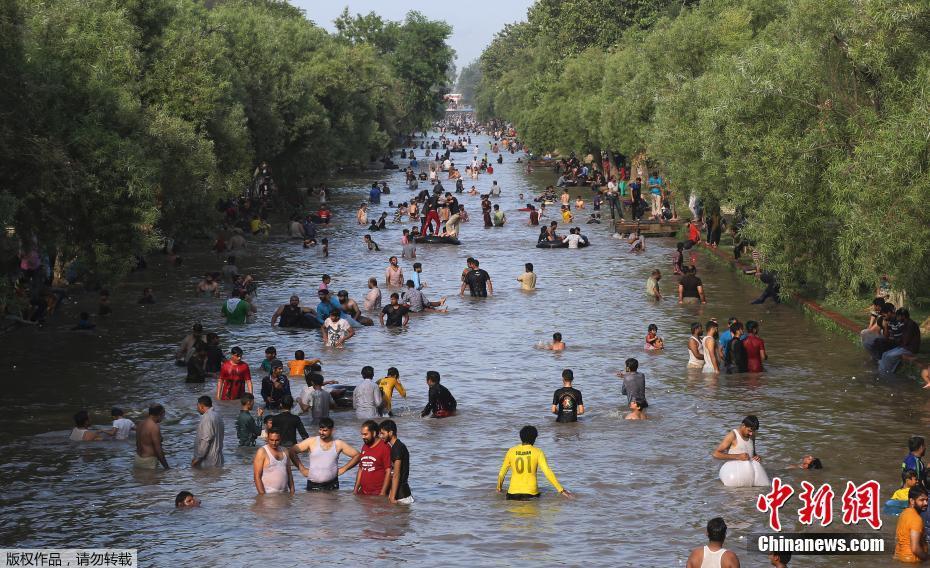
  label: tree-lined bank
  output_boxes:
[0,0,453,303]
[474,0,930,308]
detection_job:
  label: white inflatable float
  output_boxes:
[719,460,769,487]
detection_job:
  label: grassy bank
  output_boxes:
[686,229,926,378]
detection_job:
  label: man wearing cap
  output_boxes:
[260,359,291,411]
[217,346,252,400]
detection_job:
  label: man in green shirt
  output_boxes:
[222,289,253,324]
[236,393,264,446]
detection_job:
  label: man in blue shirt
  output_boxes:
[315,290,344,325]
[648,173,663,219]
[719,317,740,363]
[903,436,927,488]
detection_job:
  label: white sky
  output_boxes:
[289,0,535,71]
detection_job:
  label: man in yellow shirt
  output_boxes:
[895,486,929,563]
[377,367,406,417]
[497,425,572,500]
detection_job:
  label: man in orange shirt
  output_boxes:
[895,486,929,563]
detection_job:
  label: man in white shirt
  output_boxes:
[321,311,354,348]
[353,366,382,420]
[110,408,135,440]
[563,228,583,249]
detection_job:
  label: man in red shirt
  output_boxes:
[742,320,767,372]
[354,420,391,496]
[217,346,252,400]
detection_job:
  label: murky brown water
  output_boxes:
[0,133,920,566]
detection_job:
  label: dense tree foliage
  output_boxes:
[334,8,455,132]
[455,60,482,105]
[476,0,930,302]
[0,0,452,296]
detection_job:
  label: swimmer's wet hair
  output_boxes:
[73,410,90,427]
[561,369,573,381]
[519,425,538,445]
[240,393,254,405]
[552,332,562,341]
[706,517,727,542]
[387,367,399,377]
[175,491,194,507]
[426,370,440,383]
[808,458,823,470]
[625,358,639,372]
[742,415,760,430]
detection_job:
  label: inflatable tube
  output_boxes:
[414,235,461,245]
[719,460,769,488]
[883,499,908,516]
[536,240,590,249]
[329,385,354,408]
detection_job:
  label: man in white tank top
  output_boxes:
[253,429,294,495]
[685,517,740,567]
[288,417,361,491]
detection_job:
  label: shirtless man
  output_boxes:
[336,290,373,326]
[196,274,219,297]
[539,332,565,351]
[135,404,169,469]
[288,417,360,491]
[228,230,247,251]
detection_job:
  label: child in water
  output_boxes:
[539,332,565,351]
[626,398,648,420]
[645,324,664,350]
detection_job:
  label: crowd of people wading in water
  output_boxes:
[9,116,928,566]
